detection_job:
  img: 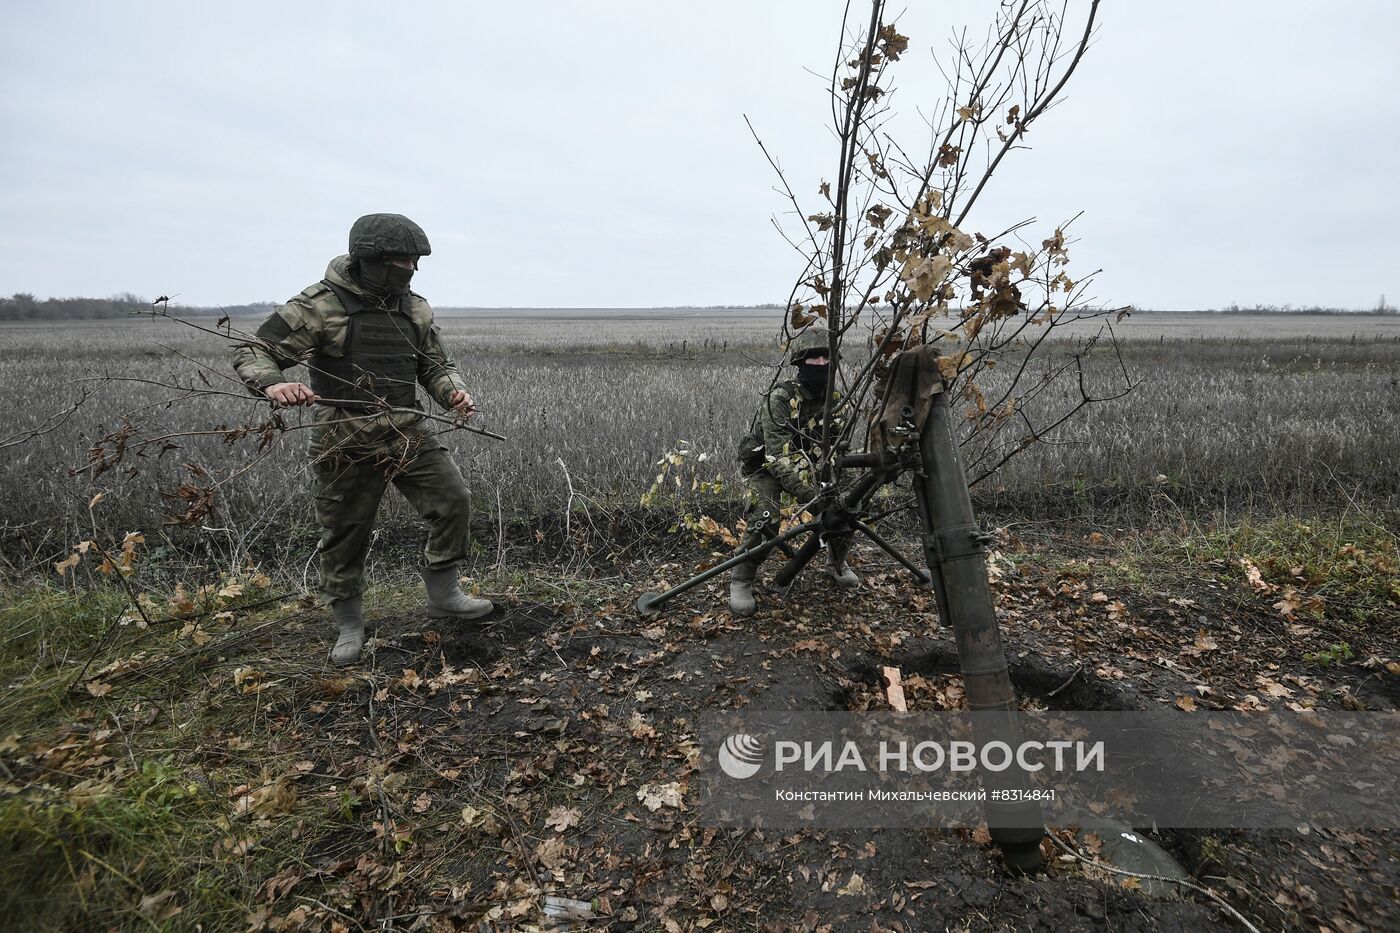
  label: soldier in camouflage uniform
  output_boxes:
[231,213,492,666]
[729,325,860,616]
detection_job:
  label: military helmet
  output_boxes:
[787,326,831,364]
[348,213,432,259]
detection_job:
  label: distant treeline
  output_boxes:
[5,292,1397,320]
[441,303,786,312]
[0,293,275,321]
[1,296,783,321]
[1136,303,1398,315]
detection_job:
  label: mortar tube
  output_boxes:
[913,389,1045,873]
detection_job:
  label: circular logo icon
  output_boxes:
[718,733,765,779]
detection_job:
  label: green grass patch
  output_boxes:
[0,585,133,734]
[1126,513,1400,631]
[0,758,251,931]
[0,580,367,931]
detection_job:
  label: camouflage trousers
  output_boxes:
[311,445,472,603]
[736,471,786,569]
[735,470,849,572]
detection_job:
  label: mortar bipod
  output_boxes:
[633,447,929,616]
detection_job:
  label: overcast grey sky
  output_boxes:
[2,2,1396,310]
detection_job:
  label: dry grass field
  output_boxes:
[1,311,1397,578]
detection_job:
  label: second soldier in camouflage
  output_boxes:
[729,325,860,616]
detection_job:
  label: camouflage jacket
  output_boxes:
[740,380,846,500]
[230,255,469,460]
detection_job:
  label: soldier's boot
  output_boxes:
[329,595,365,667]
[422,566,494,620]
[823,539,861,588]
[729,561,757,617]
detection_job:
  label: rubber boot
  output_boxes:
[729,561,757,617]
[824,539,861,588]
[422,566,493,620]
[329,595,365,667]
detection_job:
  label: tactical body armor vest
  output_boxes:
[737,380,825,474]
[309,281,424,410]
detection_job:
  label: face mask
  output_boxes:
[385,264,415,294]
[357,258,415,296]
[797,361,830,395]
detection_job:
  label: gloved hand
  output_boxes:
[789,482,835,516]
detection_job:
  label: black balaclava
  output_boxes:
[796,357,830,395]
[356,256,416,297]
